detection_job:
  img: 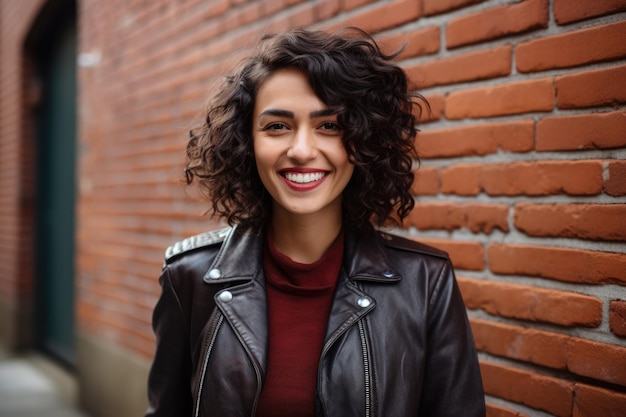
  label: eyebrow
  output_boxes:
[258,108,339,119]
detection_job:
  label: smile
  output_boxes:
[283,171,327,184]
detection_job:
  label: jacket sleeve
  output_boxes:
[145,267,193,417]
[419,260,486,416]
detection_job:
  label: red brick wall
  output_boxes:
[1,0,625,416]
[390,1,626,415]
[0,0,47,348]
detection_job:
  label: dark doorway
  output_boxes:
[29,0,78,364]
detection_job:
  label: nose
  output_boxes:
[286,127,317,162]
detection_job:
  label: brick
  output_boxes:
[485,403,529,417]
[418,120,534,158]
[329,0,421,33]
[605,161,626,196]
[445,78,554,119]
[568,338,626,386]
[554,0,626,25]
[315,0,341,20]
[480,361,573,417]
[405,45,511,88]
[261,0,288,17]
[536,111,626,151]
[489,243,626,286]
[517,20,626,72]
[481,161,603,196]
[514,203,626,241]
[458,277,603,327]
[472,318,626,385]
[447,0,548,48]
[470,318,569,369]
[441,161,603,196]
[410,167,439,196]
[573,384,626,417]
[343,0,376,11]
[419,94,444,123]
[441,164,481,195]
[414,238,485,271]
[379,26,440,59]
[557,65,626,109]
[236,1,263,26]
[423,0,485,16]
[288,3,317,28]
[609,300,626,337]
[405,202,509,233]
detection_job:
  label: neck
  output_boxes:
[269,205,343,264]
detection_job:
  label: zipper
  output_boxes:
[358,319,372,417]
[194,313,224,417]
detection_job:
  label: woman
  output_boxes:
[146,28,485,417]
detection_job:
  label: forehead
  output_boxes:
[254,68,326,114]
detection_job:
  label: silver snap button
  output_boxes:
[382,269,394,278]
[357,297,371,308]
[218,291,233,302]
[208,268,222,279]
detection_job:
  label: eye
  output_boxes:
[318,122,341,133]
[263,122,290,132]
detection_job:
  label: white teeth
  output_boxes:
[284,171,325,184]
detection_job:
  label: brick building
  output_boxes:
[1,0,625,416]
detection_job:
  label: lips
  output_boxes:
[279,169,328,191]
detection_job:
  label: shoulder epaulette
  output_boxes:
[378,231,449,260]
[164,227,231,265]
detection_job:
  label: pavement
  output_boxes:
[0,349,89,417]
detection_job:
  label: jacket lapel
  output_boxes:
[203,226,268,377]
[323,227,402,349]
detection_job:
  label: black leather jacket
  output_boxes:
[146,225,485,417]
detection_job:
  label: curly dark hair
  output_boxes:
[185,27,425,232]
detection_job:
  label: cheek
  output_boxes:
[252,144,275,189]
[342,165,356,186]
[254,148,273,173]
[329,145,353,175]
[252,136,267,166]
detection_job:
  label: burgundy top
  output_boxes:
[255,229,344,417]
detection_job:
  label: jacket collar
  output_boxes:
[202,224,401,378]
[203,224,402,284]
[203,225,264,284]
[344,226,402,282]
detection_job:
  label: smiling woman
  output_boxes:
[146,28,486,417]
[185,28,420,233]
[252,68,354,262]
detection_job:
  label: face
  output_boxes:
[252,68,354,222]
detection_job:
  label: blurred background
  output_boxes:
[0,0,625,416]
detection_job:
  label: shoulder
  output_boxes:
[377,230,449,261]
[163,227,231,268]
[376,231,455,295]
